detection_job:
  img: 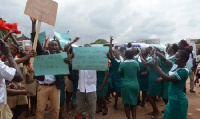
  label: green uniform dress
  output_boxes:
[148,57,162,96]
[136,57,149,91]
[110,58,122,93]
[160,55,175,99]
[119,60,140,105]
[163,67,189,119]
[96,69,109,97]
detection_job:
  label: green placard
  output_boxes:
[72,47,109,71]
[33,52,69,76]
[38,31,46,43]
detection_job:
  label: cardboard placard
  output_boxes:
[54,31,70,48]
[33,52,69,76]
[72,47,109,71]
[24,0,58,26]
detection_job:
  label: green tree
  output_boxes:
[91,39,109,44]
[195,39,200,44]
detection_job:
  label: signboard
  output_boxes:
[54,31,70,48]
[33,52,69,76]
[72,47,109,71]
[24,0,58,26]
[38,31,46,43]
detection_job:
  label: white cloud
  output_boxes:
[0,0,200,45]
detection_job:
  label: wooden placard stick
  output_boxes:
[30,21,41,64]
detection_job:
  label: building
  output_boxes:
[17,34,32,50]
[186,38,200,55]
[136,39,160,44]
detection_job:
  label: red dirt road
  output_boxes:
[21,79,200,119]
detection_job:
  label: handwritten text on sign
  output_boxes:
[72,47,109,71]
[33,52,69,76]
[24,0,58,26]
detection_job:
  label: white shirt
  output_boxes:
[78,70,97,93]
[187,51,196,72]
[196,55,200,62]
[0,60,16,105]
[39,75,56,84]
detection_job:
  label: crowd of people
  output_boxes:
[0,17,199,119]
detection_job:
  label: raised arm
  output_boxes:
[139,53,150,66]
[55,38,64,52]
[10,34,19,46]
[0,39,23,82]
[153,57,176,82]
[44,36,49,50]
[156,52,172,67]
[109,36,114,59]
[64,37,79,52]
[2,30,15,42]
[15,50,36,64]
[30,17,43,55]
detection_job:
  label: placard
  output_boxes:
[72,47,109,71]
[33,52,69,76]
[38,31,46,43]
[24,0,58,26]
[54,31,70,48]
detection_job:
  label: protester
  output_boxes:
[186,46,196,93]
[178,40,190,94]
[0,31,23,119]
[153,49,189,119]
[109,37,123,110]
[126,43,132,51]
[30,17,68,119]
[140,47,162,118]
[96,68,109,116]
[136,49,149,107]
[75,44,97,119]
[119,50,140,119]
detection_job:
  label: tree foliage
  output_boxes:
[195,39,200,44]
[91,39,109,44]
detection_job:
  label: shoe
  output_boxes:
[137,100,141,105]
[96,109,102,113]
[190,90,196,93]
[140,102,145,107]
[194,80,199,83]
[30,108,36,116]
[114,104,118,110]
[102,108,108,116]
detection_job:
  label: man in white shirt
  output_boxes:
[76,70,97,119]
[187,46,196,93]
[0,39,23,119]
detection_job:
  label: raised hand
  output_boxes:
[30,17,37,24]
[152,57,158,68]
[155,78,162,83]
[110,36,113,41]
[45,36,49,42]
[28,49,36,58]
[73,37,80,42]
[64,58,71,64]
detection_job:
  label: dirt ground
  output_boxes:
[20,79,200,119]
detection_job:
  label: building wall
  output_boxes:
[136,39,160,44]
